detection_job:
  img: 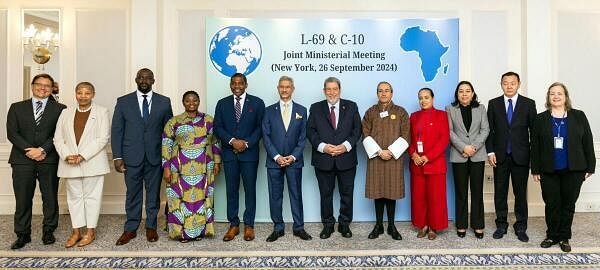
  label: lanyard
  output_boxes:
[552,111,566,137]
[417,109,432,141]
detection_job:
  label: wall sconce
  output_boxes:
[23,24,59,64]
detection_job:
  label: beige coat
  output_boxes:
[362,102,410,199]
[53,104,111,178]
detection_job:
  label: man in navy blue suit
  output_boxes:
[307,77,362,239]
[262,76,312,242]
[112,68,173,245]
[214,73,265,242]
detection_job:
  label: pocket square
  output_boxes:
[295,113,302,119]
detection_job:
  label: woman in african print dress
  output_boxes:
[162,91,221,242]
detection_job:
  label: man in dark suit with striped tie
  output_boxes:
[6,73,66,249]
[214,73,265,242]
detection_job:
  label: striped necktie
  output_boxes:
[35,101,43,126]
[235,96,242,122]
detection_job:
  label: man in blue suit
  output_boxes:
[112,68,173,245]
[214,73,265,242]
[262,76,312,242]
[307,77,362,239]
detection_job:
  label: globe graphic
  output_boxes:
[209,26,262,77]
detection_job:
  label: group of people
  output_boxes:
[7,69,594,254]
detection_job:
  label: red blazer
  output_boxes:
[408,107,449,174]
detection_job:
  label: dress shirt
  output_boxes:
[504,93,519,113]
[273,100,297,162]
[31,96,49,112]
[228,92,249,147]
[317,99,352,153]
[136,90,153,117]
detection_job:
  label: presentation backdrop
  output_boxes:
[206,18,459,222]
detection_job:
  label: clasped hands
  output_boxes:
[231,138,248,154]
[411,153,429,166]
[377,149,393,161]
[65,154,85,165]
[25,147,46,161]
[276,155,295,167]
[461,145,477,158]
[324,144,348,157]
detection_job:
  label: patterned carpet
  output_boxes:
[1,213,600,268]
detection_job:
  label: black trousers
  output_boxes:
[12,163,59,236]
[540,170,585,240]
[315,166,356,226]
[452,160,485,230]
[493,154,529,232]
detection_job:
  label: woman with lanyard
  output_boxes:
[408,87,450,240]
[531,82,595,252]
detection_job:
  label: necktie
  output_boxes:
[235,96,242,123]
[282,103,290,131]
[34,101,43,126]
[142,94,150,122]
[507,98,513,153]
[329,105,336,129]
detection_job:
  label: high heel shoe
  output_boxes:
[417,226,429,238]
[474,230,484,239]
[457,229,466,238]
[65,229,81,248]
[77,228,95,247]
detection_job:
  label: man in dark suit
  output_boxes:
[7,73,66,249]
[214,73,265,242]
[262,76,311,242]
[486,71,536,242]
[307,77,362,239]
[112,68,173,245]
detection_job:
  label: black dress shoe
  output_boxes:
[457,230,466,238]
[338,224,352,238]
[474,230,484,239]
[293,230,312,240]
[492,228,507,239]
[387,224,402,240]
[42,232,56,245]
[319,225,334,239]
[559,240,571,252]
[368,224,384,239]
[11,235,31,250]
[515,231,529,242]
[540,238,558,248]
[266,230,284,242]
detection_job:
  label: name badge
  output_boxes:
[554,136,564,149]
[417,141,424,153]
[379,111,389,118]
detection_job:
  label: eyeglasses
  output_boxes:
[33,83,52,88]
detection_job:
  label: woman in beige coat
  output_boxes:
[54,82,110,247]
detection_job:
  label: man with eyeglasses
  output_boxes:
[6,73,66,249]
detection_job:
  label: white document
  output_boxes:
[388,137,409,159]
[362,136,382,159]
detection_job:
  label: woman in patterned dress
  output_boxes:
[162,91,221,242]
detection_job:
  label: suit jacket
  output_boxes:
[111,91,173,167]
[446,104,490,163]
[408,108,449,174]
[531,109,595,174]
[485,94,536,165]
[214,93,265,162]
[307,99,362,171]
[262,101,307,169]
[7,98,66,165]
[54,105,111,178]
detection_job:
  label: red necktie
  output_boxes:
[329,105,336,129]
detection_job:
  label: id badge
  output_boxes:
[379,111,389,118]
[417,141,424,153]
[554,136,564,149]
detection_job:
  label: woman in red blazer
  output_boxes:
[409,88,450,240]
